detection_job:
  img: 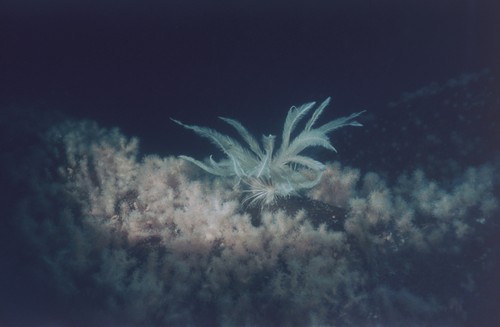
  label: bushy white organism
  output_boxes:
[172,97,364,206]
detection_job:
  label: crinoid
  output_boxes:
[172,97,364,206]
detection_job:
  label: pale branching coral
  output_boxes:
[6,108,498,327]
[172,97,364,206]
